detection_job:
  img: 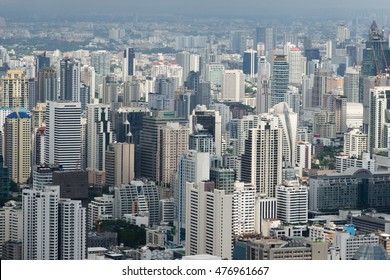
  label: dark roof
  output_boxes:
[370,20,378,30]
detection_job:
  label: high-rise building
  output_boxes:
[0,201,22,259]
[210,167,236,194]
[271,55,289,107]
[37,67,57,103]
[336,24,351,43]
[123,48,135,80]
[32,164,62,189]
[232,182,256,235]
[286,47,306,85]
[344,129,368,158]
[221,70,245,102]
[87,104,113,171]
[344,67,360,103]
[257,56,271,114]
[91,50,111,77]
[123,79,141,105]
[185,181,233,259]
[0,156,10,198]
[60,58,80,102]
[175,51,190,82]
[87,194,113,230]
[35,53,50,74]
[140,111,187,180]
[156,122,189,187]
[206,63,224,89]
[241,116,282,196]
[313,110,336,139]
[311,68,332,108]
[254,195,277,234]
[44,101,81,170]
[243,49,258,78]
[22,185,59,260]
[175,150,210,244]
[1,70,29,109]
[369,87,390,153]
[4,111,31,184]
[256,27,275,52]
[276,180,308,224]
[295,141,312,176]
[105,143,135,187]
[58,199,86,260]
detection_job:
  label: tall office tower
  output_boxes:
[188,132,214,153]
[156,122,189,187]
[231,30,251,53]
[271,55,289,107]
[88,194,113,230]
[149,76,176,111]
[91,50,111,77]
[80,83,90,112]
[232,182,256,235]
[22,185,59,260]
[229,115,261,157]
[284,86,300,117]
[210,167,236,193]
[140,111,187,180]
[4,111,31,184]
[221,70,245,102]
[276,180,308,224]
[175,150,210,244]
[198,81,211,107]
[243,49,258,79]
[304,48,321,63]
[295,141,312,176]
[52,170,89,208]
[87,104,113,171]
[336,24,351,44]
[313,110,336,139]
[1,70,29,109]
[58,199,86,260]
[327,95,347,133]
[206,63,224,89]
[176,51,190,82]
[0,201,22,259]
[176,90,196,119]
[344,67,360,102]
[37,67,57,104]
[344,129,368,158]
[361,21,389,77]
[0,156,10,198]
[257,56,271,114]
[35,52,50,74]
[209,102,232,134]
[80,65,96,103]
[287,47,306,85]
[123,79,141,105]
[254,195,277,234]
[60,58,80,102]
[189,54,200,72]
[185,181,233,259]
[105,143,135,187]
[80,116,87,170]
[102,76,117,104]
[189,106,222,156]
[256,27,275,52]
[185,70,200,94]
[241,116,282,196]
[123,48,135,80]
[270,102,298,166]
[27,78,36,111]
[369,87,390,153]
[32,164,62,189]
[311,68,332,108]
[44,101,81,170]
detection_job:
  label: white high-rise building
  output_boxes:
[344,129,368,158]
[369,87,390,153]
[0,201,22,259]
[189,54,200,73]
[254,195,277,234]
[336,24,351,43]
[206,63,225,89]
[344,67,360,103]
[174,150,210,244]
[22,185,59,260]
[58,199,86,260]
[185,181,233,259]
[276,180,308,224]
[87,104,113,171]
[44,101,81,170]
[296,141,312,177]
[232,182,256,235]
[221,70,245,102]
[286,46,306,85]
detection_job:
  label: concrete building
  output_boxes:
[105,143,135,187]
[185,181,233,259]
[44,101,81,170]
[254,195,277,234]
[159,198,174,223]
[0,201,22,259]
[369,87,390,153]
[271,55,289,107]
[276,180,308,224]
[335,153,375,173]
[87,194,114,230]
[344,129,368,158]
[344,67,360,103]
[32,164,62,189]
[335,232,379,260]
[1,70,29,109]
[60,58,80,102]
[296,141,312,176]
[313,110,336,139]
[232,182,256,235]
[4,111,31,184]
[221,70,245,102]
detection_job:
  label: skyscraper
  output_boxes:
[256,27,275,52]
[91,50,111,77]
[222,70,245,102]
[344,67,360,103]
[243,49,258,78]
[105,143,135,187]
[87,104,113,171]
[37,67,57,103]
[369,87,390,153]
[271,55,289,107]
[0,156,10,199]
[241,116,282,196]
[311,68,332,108]
[4,110,31,184]
[44,101,81,170]
[60,58,81,102]
[1,70,29,109]
[123,48,135,80]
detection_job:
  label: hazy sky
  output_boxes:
[0,0,390,17]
